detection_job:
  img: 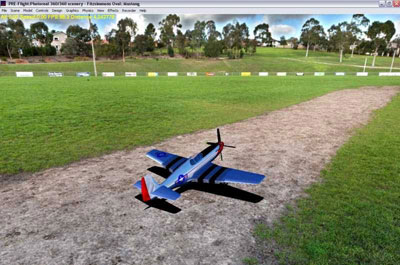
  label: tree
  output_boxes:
[30,22,52,46]
[184,29,194,52]
[0,23,8,57]
[204,38,223,57]
[60,38,80,56]
[66,25,91,41]
[300,18,326,57]
[206,20,221,41]
[1,19,29,59]
[279,36,287,46]
[328,22,359,62]
[288,37,299,49]
[347,14,370,56]
[222,22,249,59]
[191,20,206,57]
[253,23,272,46]
[0,22,13,59]
[159,14,182,48]
[248,39,257,55]
[176,30,188,56]
[167,44,174,57]
[30,22,53,58]
[352,14,370,28]
[144,23,157,52]
[134,34,148,55]
[116,18,137,62]
[65,24,92,56]
[367,20,396,67]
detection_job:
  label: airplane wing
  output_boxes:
[146,149,188,172]
[191,163,266,185]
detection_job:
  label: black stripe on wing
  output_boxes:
[197,164,218,183]
[169,157,187,172]
[165,157,183,171]
[208,167,227,184]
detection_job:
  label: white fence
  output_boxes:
[16,72,33,77]
[379,72,400,76]
[102,72,115,77]
[357,72,369,76]
[125,72,137,77]
[3,71,400,78]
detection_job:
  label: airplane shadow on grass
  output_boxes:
[134,166,264,214]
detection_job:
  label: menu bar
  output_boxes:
[0,0,399,14]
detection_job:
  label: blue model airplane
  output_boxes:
[134,129,266,202]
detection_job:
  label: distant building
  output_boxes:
[51,32,67,54]
[31,39,43,47]
[30,31,67,54]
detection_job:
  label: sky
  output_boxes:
[2,14,400,40]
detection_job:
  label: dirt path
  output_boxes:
[1,86,398,265]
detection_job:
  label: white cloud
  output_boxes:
[270,24,296,38]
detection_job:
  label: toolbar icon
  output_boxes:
[386,0,393,7]
[379,0,386,6]
[394,0,400,7]
[0,1,6,6]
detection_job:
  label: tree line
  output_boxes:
[296,14,397,66]
[0,14,398,64]
[0,20,57,59]
[100,15,258,61]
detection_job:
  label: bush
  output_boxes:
[44,45,56,56]
[96,44,119,58]
[22,45,56,57]
[167,45,174,57]
[61,38,90,56]
[204,39,223,58]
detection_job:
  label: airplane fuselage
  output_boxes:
[161,143,223,189]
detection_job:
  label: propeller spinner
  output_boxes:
[207,128,235,161]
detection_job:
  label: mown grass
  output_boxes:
[0,48,398,74]
[253,92,400,264]
[1,76,399,175]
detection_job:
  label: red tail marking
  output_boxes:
[217,142,224,154]
[141,177,151,202]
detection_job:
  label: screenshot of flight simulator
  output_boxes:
[1,0,399,264]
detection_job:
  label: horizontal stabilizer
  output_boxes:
[133,180,142,190]
[151,186,181,201]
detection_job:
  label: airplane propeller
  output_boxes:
[206,128,235,161]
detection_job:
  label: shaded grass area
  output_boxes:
[253,93,400,264]
[0,48,399,74]
[1,76,399,175]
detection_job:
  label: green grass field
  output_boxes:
[0,48,399,75]
[253,93,400,265]
[1,46,399,265]
[1,76,400,175]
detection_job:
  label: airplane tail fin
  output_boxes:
[133,175,160,202]
[133,175,180,201]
